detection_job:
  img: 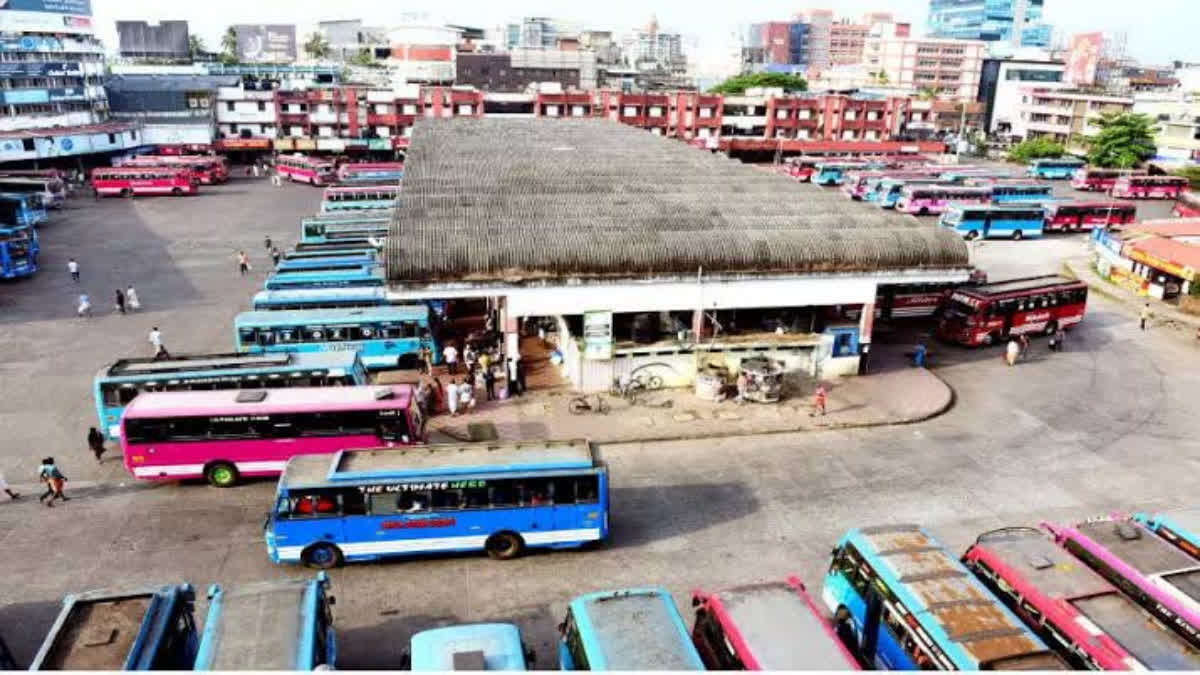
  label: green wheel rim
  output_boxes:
[212,466,234,486]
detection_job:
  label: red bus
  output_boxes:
[1173,191,1200,217]
[691,577,859,670]
[935,275,1087,346]
[91,167,197,198]
[963,527,1200,670]
[119,155,228,184]
[1043,201,1136,232]
[1069,168,1143,192]
[277,155,336,186]
[1112,175,1188,199]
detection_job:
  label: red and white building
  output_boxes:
[863,36,987,100]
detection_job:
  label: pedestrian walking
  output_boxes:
[810,385,827,417]
[1053,327,1065,352]
[516,357,527,395]
[446,379,460,417]
[483,366,496,401]
[736,371,748,404]
[431,377,444,414]
[506,358,521,397]
[1005,338,1020,366]
[76,292,92,317]
[271,247,282,267]
[0,473,20,500]
[464,344,477,372]
[1140,303,1152,330]
[913,341,927,368]
[114,288,126,314]
[126,284,140,311]
[38,458,68,507]
[264,235,273,250]
[87,427,106,462]
[67,258,80,282]
[148,326,170,359]
[1018,334,1030,361]
[443,343,459,375]
[415,380,431,419]
[252,163,261,178]
[237,251,250,276]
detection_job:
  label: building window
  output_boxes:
[22,139,35,152]
[623,106,638,117]
[844,110,857,120]
[230,123,238,132]
[776,109,789,120]
[226,101,235,111]
[699,107,713,118]
[107,133,116,144]
[649,106,663,117]
[257,101,266,112]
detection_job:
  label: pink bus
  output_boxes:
[895,185,992,215]
[841,169,944,200]
[1112,175,1188,199]
[276,154,336,186]
[121,385,423,487]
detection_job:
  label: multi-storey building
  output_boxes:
[976,57,1065,135]
[926,0,1051,48]
[107,75,234,147]
[1134,92,1200,161]
[1019,88,1133,148]
[215,81,278,151]
[864,36,987,100]
[746,11,905,74]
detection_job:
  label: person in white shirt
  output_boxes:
[67,258,79,283]
[443,344,459,375]
[445,379,459,416]
[149,327,170,359]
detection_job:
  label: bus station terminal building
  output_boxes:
[385,118,972,391]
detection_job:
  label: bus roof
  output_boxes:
[957,274,1083,298]
[303,211,393,222]
[844,524,1053,668]
[30,584,193,670]
[282,439,596,488]
[101,351,357,378]
[1075,517,1198,580]
[409,623,526,671]
[1049,200,1136,210]
[324,185,399,193]
[708,580,856,670]
[123,384,412,419]
[198,578,321,670]
[252,286,388,302]
[1141,508,1200,544]
[235,305,428,326]
[1032,157,1085,164]
[569,587,704,671]
[284,247,378,258]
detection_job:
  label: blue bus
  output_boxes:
[29,584,198,670]
[408,623,534,671]
[265,439,608,567]
[93,351,368,439]
[558,587,704,670]
[285,247,378,262]
[301,212,392,244]
[295,238,383,253]
[876,178,958,208]
[235,305,436,370]
[0,192,47,226]
[813,162,867,186]
[252,286,390,311]
[194,574,335,670]
[1135,509,1200,561]
[988,182,1055,204]
[939,204,1046,240]
[823,524,1066,670]
[276,255,379,272]
[320,185,399,212]
[263,266,385,290]
[1027,157,1086,179]
[0,224,38,279]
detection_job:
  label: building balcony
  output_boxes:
[309,111,338,124]
[1026,119,1071,135]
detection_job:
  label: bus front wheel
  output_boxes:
[171,187,182,196]
[302,543,344,569]
[485,532,524,560]
[120,188,131,198]
[204,461,239,488]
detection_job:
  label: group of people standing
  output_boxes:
[1004,327,1065,366]
[412,341,527,419]
[69,258,142,318]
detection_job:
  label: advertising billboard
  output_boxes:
[235,24,297,63]
[117,20,190,59]
[0,0,93,34]
[1065,32,1103,86]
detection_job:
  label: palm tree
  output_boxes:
[1086,112,1157,168]
[917,86,937,101]
[188,34,206,60]
[219,26,237,64]
[304,32,330,59]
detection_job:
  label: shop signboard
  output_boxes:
[294,138,316,151]
[367,138,391,151]
[583,310,613,360]
[0,0,93,34]
[0,61,82,77]
[1127,246,1195,282]
[273,138,295,151]
[316,138,345,152]
[234,24,297,63]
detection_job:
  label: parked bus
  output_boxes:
[92,167,197,197]
[408,623,533,671]
[0,224,38,279]
[963,527,1200,670]
[823,524,1067,670]
[987,182,1055,204]
[895,185,992,215]
[252,286,389,311]
[320,185,399,212]
[813,162,869,186]
[778,158,816,182]
[1027,157,1086,179]
[876,177,961,208]
[1173,191,1200,217]
[119,155,228,184]
[853,170,946,202]
[29,584,199,671]
[1135,509,1200,561]
[120,385,421,487]
[284,246,378,262]
[559,588,704,670]
[276,154,336,186]
[337,162,404,184]
[276,254,379,272]
[1112,175,1189,199]
[691,577,858,670]
[0,176,65,208]
[939,204,1046,240]
[1043,201,1136,232]
[937,168,1019,182]
[194,575,335,670]
[93,351,369,440]
[234,306,435,370]
[295,238,383,253]
[936,275,1087,346]
[267,438,605,567]
[300,213,391,244]
[1071,167,1143,191]
[0,192,47,226]
[263,266,386,290]
[1043,516,1200,650]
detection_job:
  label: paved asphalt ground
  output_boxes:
[0,174,1193,668]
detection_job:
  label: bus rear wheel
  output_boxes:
[485,532,524,560]
[204,461,239,488]
[120,188,131,198]
[964,230,979,241]
[1044,321,1058,336]
[302,543,343,569]
[171,187,182,196]
[1011,230,1023,241]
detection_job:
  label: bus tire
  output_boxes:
[120,188,131,198]
[485,531,524,560]
[301,543,344,569]
[171,187,182,196]
[918,207,929,216]
[1044,321,1058,336]
[1011,230,1023,241]
[982,332,999,346]
[965,230,979,241]
[204,461,239,488]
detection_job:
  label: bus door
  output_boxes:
[982,215,993,239]
[878,287,896,321]
[551,475,599,534]
[860,587,884,668]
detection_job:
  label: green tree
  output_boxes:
[875,70,890,85]
[1006,137,1066,163]
[350,49,377,67]
[1172,166,1200,190]
[1086,112,1157,168]
[304,32,330,59]
[917,86,937,101]
[708,72,807,95]
[187,34,206,60]
[219,26,237,64]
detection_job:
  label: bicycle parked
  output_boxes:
[568,393,610,415]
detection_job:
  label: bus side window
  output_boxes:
[431,488,461,510]
[490,482,517,507]
[575,476,599,504]
[396,490,430,513]
[551,478,577,504]
[117,386,139,405]
[519,479,551,506]
[462,487,488,508]
[277,329,296,344]
[340,488,367,516]
[563,612,590,670]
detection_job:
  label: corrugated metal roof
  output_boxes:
[386,118,969,284]
[106,74,241,92]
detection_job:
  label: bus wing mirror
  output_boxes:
[556,621,566,635]
[691,596,701,607]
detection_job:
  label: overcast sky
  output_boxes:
[92,0,1199,66]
